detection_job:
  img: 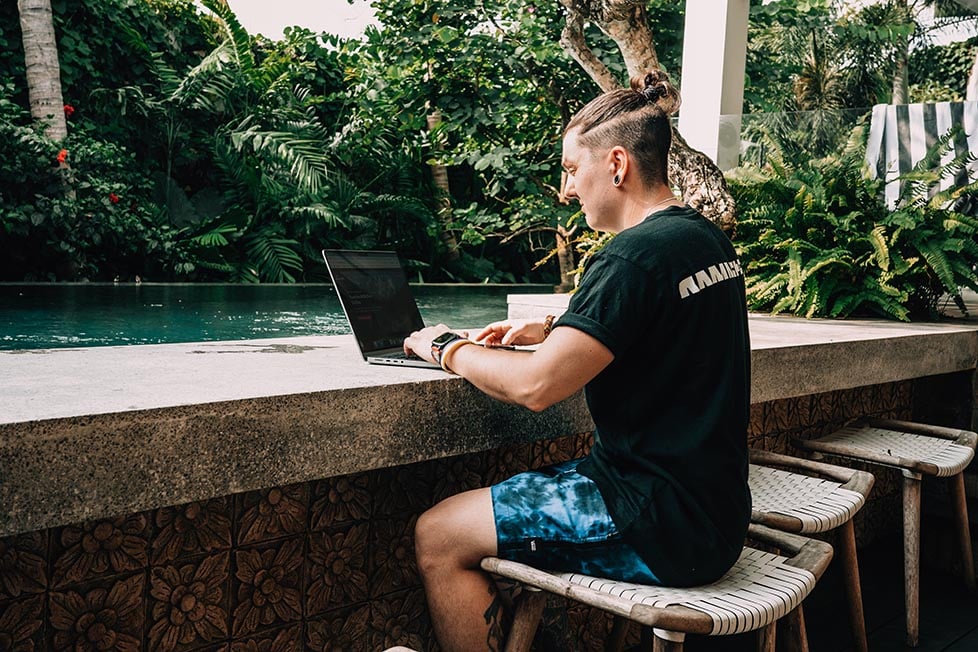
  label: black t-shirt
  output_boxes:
[556,205,751,586]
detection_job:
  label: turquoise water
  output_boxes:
[0,283,552,350]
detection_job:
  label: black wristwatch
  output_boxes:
[431,331,464,366]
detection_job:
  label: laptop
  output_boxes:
[322,249,441,368]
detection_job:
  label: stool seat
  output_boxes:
[793,418,978,647]
[481,525,833,650]
[748,449,874,652]
[798,423,975,477]
[749,464,867,533]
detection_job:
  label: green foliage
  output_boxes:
[118,0,435,283]
[0,95,190,281]
[729,121,978,320]
[334,0,691,282]
[909,36,978,101]
[745,0,977,114]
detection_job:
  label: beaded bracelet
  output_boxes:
[542,314,556,339]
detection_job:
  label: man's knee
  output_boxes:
[414,489,496,575]
[415,500,460,572]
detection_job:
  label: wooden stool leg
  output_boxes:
[606,616,631,652]
[756,622,776,652]
[651,629,685,652]
[839,519,869,652]
[505,589,547,652]
[951,472,976,592]
[783,604,809,652]
[903,472,922,648]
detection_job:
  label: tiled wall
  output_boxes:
[0,380,916,651]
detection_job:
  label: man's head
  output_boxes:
[561,71,681,231]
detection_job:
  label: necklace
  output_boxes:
[647,195,680,214]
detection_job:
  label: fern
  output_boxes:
[728,116,978,321]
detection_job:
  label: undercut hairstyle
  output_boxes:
[565,70,681,188]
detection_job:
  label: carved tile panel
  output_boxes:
[231,538,303,639]
[48,573,146,652]
[0,531,48,601]
[147,552,230,651]
[0,378,923,650]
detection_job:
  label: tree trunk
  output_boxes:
[891,0,911,104]
[554,223,578,292]
[892,45,910,104]
[18,0,67,142]
[670,130,737,235]
[967,48,978,101]
[426,109,460,261]
[557,0,737,235]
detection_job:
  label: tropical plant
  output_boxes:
[0,94,190,281]
[729,120,978,320]
[909,34,978,101]
[146,0,434,282]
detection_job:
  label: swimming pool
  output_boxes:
[0,283,553,350]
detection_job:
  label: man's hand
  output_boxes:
[403,324,455,364]
[472,319,547,347]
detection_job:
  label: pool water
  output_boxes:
[0,283,553,350]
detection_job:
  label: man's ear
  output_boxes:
[609,145,630,181]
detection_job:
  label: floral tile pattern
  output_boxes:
[51,514,150,589]
[369,518,418,599]
[0,531,47,601]
[152,499,232,566]
[309,475,370,531]
[48,573,145,651]
[231,539,303,638]
[0,594,44,651]
[228,623,301,652]
[147,552,229,651]
[0,379,927,649]
[484,442,532,485]
[431,454,484,504]
[372,463,432,518]
[235,486,308,547]
[305,527,368,617]
[305,604,370,650]
[366,589,428,651]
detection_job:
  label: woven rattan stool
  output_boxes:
[749,449,874,652]
[793,418,977,647]
[481,524,833,652]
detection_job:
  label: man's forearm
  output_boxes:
[446,328,612,413]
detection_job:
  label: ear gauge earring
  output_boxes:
[613,174,621,186]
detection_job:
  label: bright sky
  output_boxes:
[221,0,378,40]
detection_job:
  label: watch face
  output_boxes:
[432,332,459,346]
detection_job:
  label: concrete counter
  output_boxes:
[2,305,977,537]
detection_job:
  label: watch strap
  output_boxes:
[440,339,475,373]
[431,333,463,366]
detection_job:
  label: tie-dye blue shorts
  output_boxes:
[490,457,660,584]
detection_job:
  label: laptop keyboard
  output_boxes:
[383,350,419,360]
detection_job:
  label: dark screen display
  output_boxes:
[323,250,425,353]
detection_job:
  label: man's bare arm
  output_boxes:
[440,326,613,412]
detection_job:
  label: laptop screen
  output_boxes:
[323,250,425,354]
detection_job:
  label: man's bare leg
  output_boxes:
[415,487,503,651]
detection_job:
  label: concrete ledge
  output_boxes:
[511,294,978,403]
[0,336,591,536]
[2,295,977,537]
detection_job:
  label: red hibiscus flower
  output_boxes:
[109,193,120,204]
[56,149,68,164]
[63,104,75,118]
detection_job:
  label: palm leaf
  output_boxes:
[244,232,303,283]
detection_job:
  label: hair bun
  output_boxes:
[641,84,665,102]
[630,70,681,115]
